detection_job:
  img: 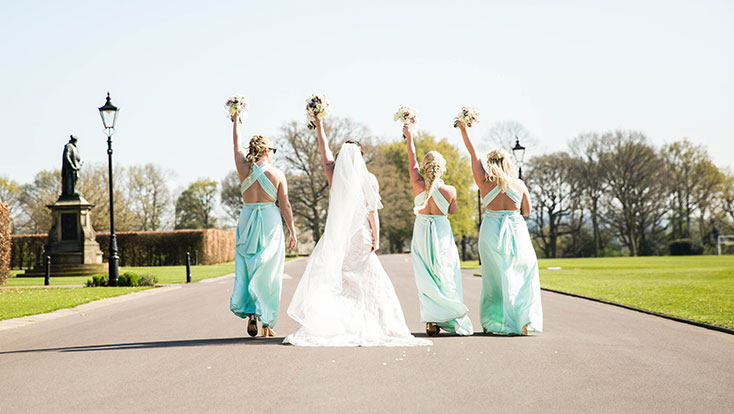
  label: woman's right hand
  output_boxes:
[402,124,411,139]
[288,233,298,251]
[455,120,466,131]
[231,112,239,123]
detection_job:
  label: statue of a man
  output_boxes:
[61,135,82,199]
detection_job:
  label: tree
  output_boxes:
[483,120,538,156]
[569,133,606,257]
[661,139,705,239]
[127,163,173,231]
[220,170,242,225]
[76,162,137,232]
[17,170,59,234]
[0,176,22,233]
[276,117,374,242]
[175,179,218,229]
[526,152,584,258]
[715,168,734,233]
[599,131,668,256]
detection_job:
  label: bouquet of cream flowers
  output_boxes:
[454,106,480,128]
[394,105,419,127]
[305,94,331,129]
[226,95,248,123]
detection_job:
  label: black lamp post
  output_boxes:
[512,137,526,179]
[98,93,120,286]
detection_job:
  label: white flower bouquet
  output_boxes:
[226,95,248,123]
[306,94,331,129]
[394,105,419,127]
[454,106,480,128]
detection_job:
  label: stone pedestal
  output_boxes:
[23,197,106,277]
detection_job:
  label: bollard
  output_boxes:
[194,250,198,266]
[44,256,51,286]
[186,252,192,283]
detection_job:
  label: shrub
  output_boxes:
[86,274,108,287]
[138,274,158,286]
[0,203,10,285]
[669,239,704,256]
[85,272,157,287]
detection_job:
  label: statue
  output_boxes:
[61,135,82,200]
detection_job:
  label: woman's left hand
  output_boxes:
[371,237,380,252]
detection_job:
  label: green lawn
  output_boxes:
[0,287,150,321]
[462,256,734,329]
[5,262,237,286]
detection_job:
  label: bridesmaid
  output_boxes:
[403,125,473,336]
[456,121,543,335]
[229,112,297,337]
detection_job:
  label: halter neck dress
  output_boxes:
[410,181,473,335]
[479,183,543,334]
[229,163,285,328]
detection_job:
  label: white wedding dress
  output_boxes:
[284,144,431,347]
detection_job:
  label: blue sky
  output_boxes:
[1,0,732,192]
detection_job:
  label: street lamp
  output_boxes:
[98,92,120,286]
[512,137,526,179]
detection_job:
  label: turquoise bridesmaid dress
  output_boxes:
[479,185,543,334]
[229,164,285,328]
[411,181,473,335]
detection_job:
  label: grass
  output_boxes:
[0,257,304,320]
[0,287,150,321]
[462,256,734,329]
[5,262,237,286]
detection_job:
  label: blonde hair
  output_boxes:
[414,151,447,214]
[245,135,270,165]
[485,148,517,192]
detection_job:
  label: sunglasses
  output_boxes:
[268,147,278,154]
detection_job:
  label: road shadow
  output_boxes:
[0,336,287,355]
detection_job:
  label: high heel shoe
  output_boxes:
[426,322,439,337]
[247,314,258,337]
[262,325,276,337]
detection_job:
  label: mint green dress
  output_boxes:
[229,164,285,328]
[479,185,543,334]
[411,182,473,335]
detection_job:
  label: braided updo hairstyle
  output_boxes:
[485,148,517,192]
[245,134,271,165]
[414,151,447,214]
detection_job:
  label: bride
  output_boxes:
[284,117,431,347]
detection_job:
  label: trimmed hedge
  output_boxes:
[669,239,704,256]
[11,229,235,268]
[86,272,158,287]
[0,203,10,285]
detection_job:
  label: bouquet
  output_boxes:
[394,106,418,138]
[454,106,480,128]
[394,105,419,127]
[226,95,248,123]
[305,94,331,129]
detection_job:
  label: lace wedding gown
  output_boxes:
[284,144,431,347]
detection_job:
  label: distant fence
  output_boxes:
[10,229,235,269]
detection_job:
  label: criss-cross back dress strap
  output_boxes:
[240,163,278,200]
[482,183,523,211]
[414,181,449,215]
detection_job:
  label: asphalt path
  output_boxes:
[1,254,732,413]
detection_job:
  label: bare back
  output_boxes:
[413,181,457,215]
[241,164,283,204]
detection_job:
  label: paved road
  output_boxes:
[1,254,732,413]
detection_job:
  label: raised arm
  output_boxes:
[313,118,335,187]
[456,121,487,187]
[276,172,298,250]
[232,113,250,182]
[404,125,423,187]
